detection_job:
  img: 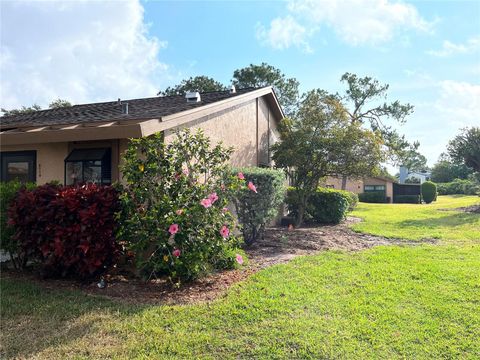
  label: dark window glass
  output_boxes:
[1,151,36,183]
[65,148,111,185]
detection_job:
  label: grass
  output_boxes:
[351,195,480,242]
[1,195,479,359]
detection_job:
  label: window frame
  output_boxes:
[0,150,37,183]
[64,148,111,185]
[364,184,386,192]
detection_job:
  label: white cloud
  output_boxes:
[257,0,434,51]
[426,36,480,57]
[0,0,172,109]
[434,80,480,125]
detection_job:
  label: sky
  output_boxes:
[1,0,479,170]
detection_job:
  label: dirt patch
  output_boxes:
[1,218,433,306]
[453,205,480,214]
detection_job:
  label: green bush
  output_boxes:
[118,129,247,282]
[421,181,437,204]
[229,167,285,245]
[338,190,358,211]
[394,195,421,204]
[358,191,386,203]
[437,179,478,195]
[0,181,35,268]
[286,187,349,224]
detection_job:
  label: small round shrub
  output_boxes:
[421,181,437,204]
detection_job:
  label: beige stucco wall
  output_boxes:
[164,95,279,168]
[324,176,394,203]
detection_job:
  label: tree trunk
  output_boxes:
[341,175,348,190]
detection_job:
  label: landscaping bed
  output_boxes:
[1,218,423,305]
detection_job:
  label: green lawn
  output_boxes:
[351,195,480,242]
[1,196,479,359]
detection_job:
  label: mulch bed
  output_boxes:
[1,217,432,306]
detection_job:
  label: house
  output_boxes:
[0,87,283,184]
[323,175,395,203]
[399,166,431,184]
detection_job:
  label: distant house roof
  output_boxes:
[1,87,280,129]
[0,87,284,146]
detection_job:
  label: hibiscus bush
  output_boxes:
[8,183,120,278]
[118,129,249,282]
[228,167,285,245]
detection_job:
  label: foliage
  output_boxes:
[272,89,382,225]
[228,167,285,245]
[1,104,41,116]
[286,187,350,224]
[339,72,415,164]
[358,191,386,203]
[48,99,72,108]
[437,179,480,195]
[158,76,226,96]
[118,129,247,282]
[399,147,428,172]
[394,195,421,204]
[7,183,120,278]
[430,157,473,183]
[232,62,299,116]
[421,181,437,204]
[338,189,359,211]
[448,127,480,172]
[405,176,421,184]
[0,181,36,268]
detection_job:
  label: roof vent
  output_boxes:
[185,91,201,103]
[121,102,129,114]
[230,85,236,94]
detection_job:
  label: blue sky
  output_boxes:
[1,0,479,169]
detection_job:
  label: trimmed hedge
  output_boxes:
[8,183,120,279]
[437,179,480,195]
[421,181,437,204]
[0,181,36,268]
[394,195,421,204]
[359,191,386,203]
[230,167,285,245]
[338,189,359,211]
[286,187,349,224]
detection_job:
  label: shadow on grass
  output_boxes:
[0,276,145,359]
[398,211,480,229]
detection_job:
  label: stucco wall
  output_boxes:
[324,176,363,193]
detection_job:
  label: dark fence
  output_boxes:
[393,183,421,203]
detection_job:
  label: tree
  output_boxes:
[430,154,473,183]
[1,104,41,116]
[271,89,382,226]
[49,99,72,108]
[448,127,480,172]
[158,76,225,96]
[232,63,299,116]
[337,72,415,189]
[399,146,428,172]
[405,176,421,184]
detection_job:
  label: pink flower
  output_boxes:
[208,192,219,204]
[168,223,179,235]
[236,254,244,265]
[222,207,229,213]
[175,209,184,215]
[238,172,245,180]
[220,225,230,238]
[247,181,257,193]
[182,167,189,176]
[200,198,212,208]
[172,248,181,257]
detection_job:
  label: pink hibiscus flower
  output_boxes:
[247,181,257,193]
[236,254,244,265]
[238,172,245,180]
[222,207,229,213]
[168,223,179,235]
[208,192,219,204]
[200,198,212,208]
[220,225,230,238]
[172,248,181,257]
[175,209,184,215]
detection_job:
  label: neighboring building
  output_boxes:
[324,176,395,203]
[0,87,283,184]
[399,165,431,184]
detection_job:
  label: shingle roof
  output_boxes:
[0,88,258,129]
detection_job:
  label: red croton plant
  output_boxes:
[8,183,120,279]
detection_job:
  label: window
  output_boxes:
[65,148,111,185]
[364,185,385,192]
[0,151,36,183]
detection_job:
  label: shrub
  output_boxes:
[338,190,358,211]
[118,129,247,282]
[0,181,36,268]
[8,183,120,278]
[394,195,421,204]
[436,179,478,195]
[229,167,285,245]
[421,181,437,204]
[286,187,349,224]
[358,192,386,203]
